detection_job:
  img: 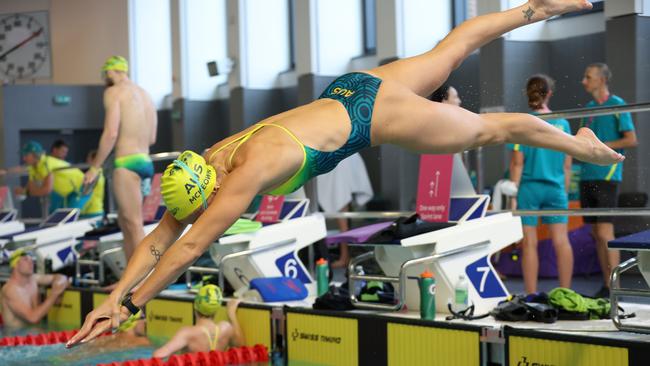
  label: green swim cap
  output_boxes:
[20,140,44,157]
[161,150,217,221]
[9,248,31,268]
[102,56,129,73]
[194,284,223,316]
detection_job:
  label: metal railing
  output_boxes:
[1,151,181,221]
[347,241,489,311]
[216,238,297,291]
[610,255,650,334]
[321,207,650,220]
[536,101,650,121]
[0,151,182,176]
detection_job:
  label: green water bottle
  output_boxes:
[419,270,436,320]
[316,258,329,296]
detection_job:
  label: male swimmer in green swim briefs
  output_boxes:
[83,56,158,261]
[69,0,624,346]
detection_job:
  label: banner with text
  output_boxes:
[416,154,453,222]
[257,195,285,223]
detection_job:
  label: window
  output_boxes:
[288,0,296,69]
[452,0,477,27]
[362,0,376,55]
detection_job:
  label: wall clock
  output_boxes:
[0,11,52,80]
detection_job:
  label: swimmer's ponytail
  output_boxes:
[526,74,554,111]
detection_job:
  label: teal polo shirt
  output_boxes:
[512,118,571,188]
[580,95,634,182]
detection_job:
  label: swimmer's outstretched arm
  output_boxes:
[110,212,186,300]
[67,213,185,347]
[227,300,244,348]
[68,166,262,347]
[125,167,262,309]
[152,326,193,359]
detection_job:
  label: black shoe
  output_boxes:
[593,286,610,299]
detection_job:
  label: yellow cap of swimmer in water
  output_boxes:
[9,248,30,268]
[102,55,129,73]
[161,150,217,221]
[194,284,223,316]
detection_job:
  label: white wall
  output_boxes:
[129,0,173,107]
[507,11,605,41]
[477,0,606,42]
[313,0,364,75]
[175,0,228,101]
[606,0,650,17]
[50,0,130,85]
[402,0,451,57]
[229,0,291,89]
[377,0,451,60]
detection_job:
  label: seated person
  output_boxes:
[14,141,100,215]
[153,285,244,358]
[50,139,70,161]
[1,248,68,329]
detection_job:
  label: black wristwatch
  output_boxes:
[121,294,141,316]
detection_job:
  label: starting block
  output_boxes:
[0,210,25,237]
[330,155,522,314]
[609,230,650,333]
[210,199,326,297]
[2,208,96,272]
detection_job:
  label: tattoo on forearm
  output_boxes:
[150,245,162,263]
[523,6,535,21]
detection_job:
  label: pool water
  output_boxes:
[0,328,159,366]
[0,342,154,366]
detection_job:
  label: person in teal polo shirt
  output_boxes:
[580,63,637,298]
[510,75,573,294]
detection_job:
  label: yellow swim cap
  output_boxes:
[161,150,217,221]
[9,248,30,268]
[194,284,223,317]
[102,56,129,73]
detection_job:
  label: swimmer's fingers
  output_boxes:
[66,314,110,348]
[111,309,122,333]
[83,169,98,187]
[82,317,112,343]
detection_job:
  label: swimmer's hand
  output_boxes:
[13,186,26,196]
[65,297,129,348]
[227,299,241,317]
[83,167,100,188]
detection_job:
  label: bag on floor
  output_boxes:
[490,294,558,323]
[548,288,610,320]
[313,286,355,311]
[366,214,454,244]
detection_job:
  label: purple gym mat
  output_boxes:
[494,225,601,277]
[325,221,393,245]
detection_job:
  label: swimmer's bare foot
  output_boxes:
[528,0,592,20]
[574,127,624,165]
